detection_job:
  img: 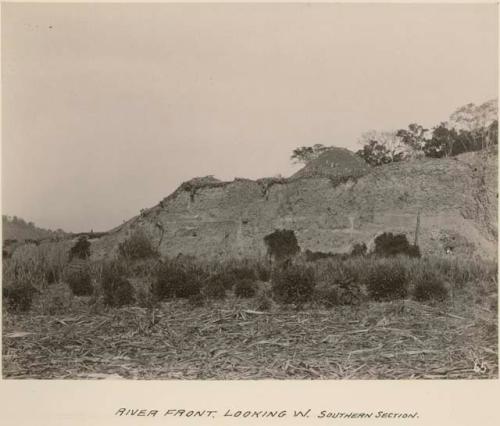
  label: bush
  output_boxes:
[208,261,263,292]
[412,271,448,302]
[202,274,227,299]
[351,242,367,257]
[34,283,74,315]
[313,283,340,308]
[135,287,156,308]
[365,260,408,301]
[66,268,93,296]
[271,263,316,305]
[304,249,339,262]
[118,229,158,260]
[69,236,91,261]
[314,261,363,306]
[264,229,300,261]
[254,291,274,311]
[152,259,205,300]
[374,233,420,258]
[101,261,135,307]
[254,261,271,282]
[234,279,258,298]
[3,283,37,312]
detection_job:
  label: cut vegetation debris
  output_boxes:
[3,292,497,379]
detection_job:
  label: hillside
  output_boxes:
[91,149,498,261]
[2,216,67,242]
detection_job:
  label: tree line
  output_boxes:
[291,99,498,166]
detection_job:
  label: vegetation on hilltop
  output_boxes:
[2,215,67,242]
[291,99,498,168]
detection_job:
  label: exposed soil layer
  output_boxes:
[92,151,498,261]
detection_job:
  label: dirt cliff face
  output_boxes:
[92,151,497,261]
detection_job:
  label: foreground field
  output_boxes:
[3,292,497,380]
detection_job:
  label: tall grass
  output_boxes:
[3,238,496,314]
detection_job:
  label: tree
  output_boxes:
[449,99,498,150]
[263,229,300,262]
[396,123,428,152]
[423,123,457,158]
[291,144,331,165]
[356,131,409,166]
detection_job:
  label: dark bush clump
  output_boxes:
[365,261,408,301]
[212,262,262,291]
[350,242,367,257]
[202,273,227,299]
[234,279,258,298]
[101,261,135,307]
[66,268,94,296]
[69,236,91,261]
[3,283,37,312]
[304,249,338,262]
[230,265,257,281]
[254,289,274,311]
[315,263,363,306]
[118,229,158,260]
[264,229,300,262]
[152,259,205,300]
[271,263,316,305]
[254,261,271,282]
[374,232,420,258]
[412,271,448,302]
[313,283,340,308]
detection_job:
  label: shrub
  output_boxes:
[69,236,91,261]
[374,232,420,258]
[351,242,367,257]
[34,283,74,315]
[202,274,227,299]
[336,276,363,306]
[304,249,338,262]
[135,287,156,308]
[66,268,93,296]
[152,259,205,300]
[271,263,316,305]
[314,261,363,306]
[254,261,271,282]
[234,279,258,298]
[3,283,37,312]
[230,264,257,281]
[118,229,158,260]
[365,260,408,301]
[101,261,135,307]
[208,260,264,292]
[313,283,339,308]
[412,271,448,302]
[254,291,274,311]
[264,229,300,261]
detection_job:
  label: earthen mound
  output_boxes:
[292,147,371,182]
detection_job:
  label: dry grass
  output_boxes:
[3,288,496,379]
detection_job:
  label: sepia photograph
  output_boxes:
[1,2,498,381]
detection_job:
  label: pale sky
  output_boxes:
[2,3,498,232]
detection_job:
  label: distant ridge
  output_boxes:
[2,215,68,242]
